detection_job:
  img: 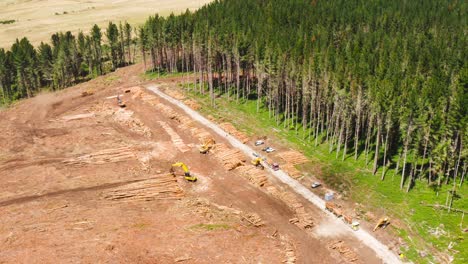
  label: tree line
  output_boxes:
[0,21,135,103]
[0,0,466,195]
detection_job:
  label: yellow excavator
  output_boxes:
[170,162,197,182]
[373,217,390,231]
[251,157,264,169]
[199,138,216,154]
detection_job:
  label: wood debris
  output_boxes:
[63,146,136,166]
[61,113,95,121]
[219,122,249,143]
[242,213,264,227]
[280,236,297,264]
[158,121,190,153]
[103,174,184,201]
[278,150,309,165]
[113,108,151,137]
[328,240,359,263]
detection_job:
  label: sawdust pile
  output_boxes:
[278,150,309,165]
[234,165,269,187]
[219,122,249,143]
[103,174,184,201]
[266,186,314,230]
[212,143,246,170]
[158,121,190,153]
[63,146,136,166]
[328,240,359,263]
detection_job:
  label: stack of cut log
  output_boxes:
[63,146,136,166]
[158,121,190,153]
[184,99,201,110]
[278,150,309,165]
[103,174,184,201]
[213,144,245,170]
[266,186,314,229]
[165,89,186,100]
[219,122,249,143]
[328,240,359,263]
[234,165,269,187]
[281,163,303,179]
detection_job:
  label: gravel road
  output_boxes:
[147,84,402,264]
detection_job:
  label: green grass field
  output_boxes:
[168,79,467,264]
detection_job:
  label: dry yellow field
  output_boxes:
[0,0,213,48]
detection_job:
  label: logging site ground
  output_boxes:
[0,0,213,48]
[0,64,402,264]
[1,62,465,264]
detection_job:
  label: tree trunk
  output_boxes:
[373,116,382,175]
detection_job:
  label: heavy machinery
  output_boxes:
[117,95,126,108]
[251,157,265,169]
[373,217,390,231]
[170,162,197,182]
[199,138,215,154]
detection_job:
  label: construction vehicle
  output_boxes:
[251,157,264,169]
[373,217,390,231]
[170,162,197,182]
[117,95,126,108]
[199,138,215,154]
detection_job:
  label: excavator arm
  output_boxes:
[171,162,197,182]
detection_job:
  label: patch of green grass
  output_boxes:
[0,20,15,25]
[178,84,467,264]
[143,70,189,80]
[189,223,232,231]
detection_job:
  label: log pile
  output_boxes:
[63,146,136,166]
[165,89,186,100]
[102,174,184,201]
[158,121,190,153]
[281,163,303,179]
[212,144,245,170]
[234,165,269,187]
[328,240,359,263]
[190,127,214,143]
[184,99,201,110]
[278,150,309,165]
[266,186,314,229]
[219,122,249,143]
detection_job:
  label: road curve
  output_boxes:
[146,84,401,264]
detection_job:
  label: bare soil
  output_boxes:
[1,64,384,263]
